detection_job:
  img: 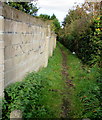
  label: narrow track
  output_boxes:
[59,45,73,118]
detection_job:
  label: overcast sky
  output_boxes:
[37,0,85,23]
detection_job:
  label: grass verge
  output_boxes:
[60,43,102,119]
[2,42,65,119]
[2,42,102,119]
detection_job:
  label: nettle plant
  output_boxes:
[89,16,102,65]
[94,16,102,35]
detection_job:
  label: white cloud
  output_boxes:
[37,0,85,23]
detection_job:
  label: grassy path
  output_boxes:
[59,44,72,118]
[59,43,101,119]
[3,42,101,119]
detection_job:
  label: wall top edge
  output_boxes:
[0,3,52,26]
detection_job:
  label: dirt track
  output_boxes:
[59,45,73,118]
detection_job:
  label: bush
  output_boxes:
[59,13,102,66]
[2,73,54,119]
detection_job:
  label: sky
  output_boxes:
[37,0,85,23]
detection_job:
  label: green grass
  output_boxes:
[59,43,102,119]
[2,42,102,119]
[37,42,65,117]
[2,42,65,119]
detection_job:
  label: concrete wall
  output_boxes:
[0,3,56,98]
[0,3,4,98]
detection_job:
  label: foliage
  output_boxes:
[60,43,102,119]
[2,43,64,119]
[50,14,56,20]
[39,14,56,20]
[39,14,51,20]
[79,16,102,65]
[59,5,102,66]
[6,1,38,16]
[39,14,61,34]
[62,6,88,27]
[2,43,102,119]
[51,18,60,34]
[2,73,52,119]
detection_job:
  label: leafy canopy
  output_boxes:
[39,14,61,34]
[58,4,102,66]
[6,0,38,16]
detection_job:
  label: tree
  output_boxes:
[39,14,61,34]
[83,1,102,16]
[59,4,102,66]
[39,14,57,20]
[6,0,38,16]
[50,14,56,20]
[51,18,60,34]
[62,6,88,27]
[39,14,51,20]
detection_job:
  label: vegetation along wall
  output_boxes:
[0,3,56,97]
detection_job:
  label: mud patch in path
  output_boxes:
[60,46,73,118]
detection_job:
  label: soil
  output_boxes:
[59,45,73,118]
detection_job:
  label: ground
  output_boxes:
[59,44,73,118]
[3,42,101,119]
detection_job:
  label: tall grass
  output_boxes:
[2,42,101,119]
[2,43,65,119]
[61,44,102,119]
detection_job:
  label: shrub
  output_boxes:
[2,73,54,119]
[59,7,102,66]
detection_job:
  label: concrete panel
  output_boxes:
[0,18,4,32]
[0,41,4,49]
[4,34,12,46]
[0,35,3,41]
[4,19,16,33]
[0,72,4,80]
[0,65,4,73]
[4,45,24,60]
[0,80,4,97]
[0,7,3,16]
[0,48,4,64]
[0,4,56,93]
[3,4,13,20]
